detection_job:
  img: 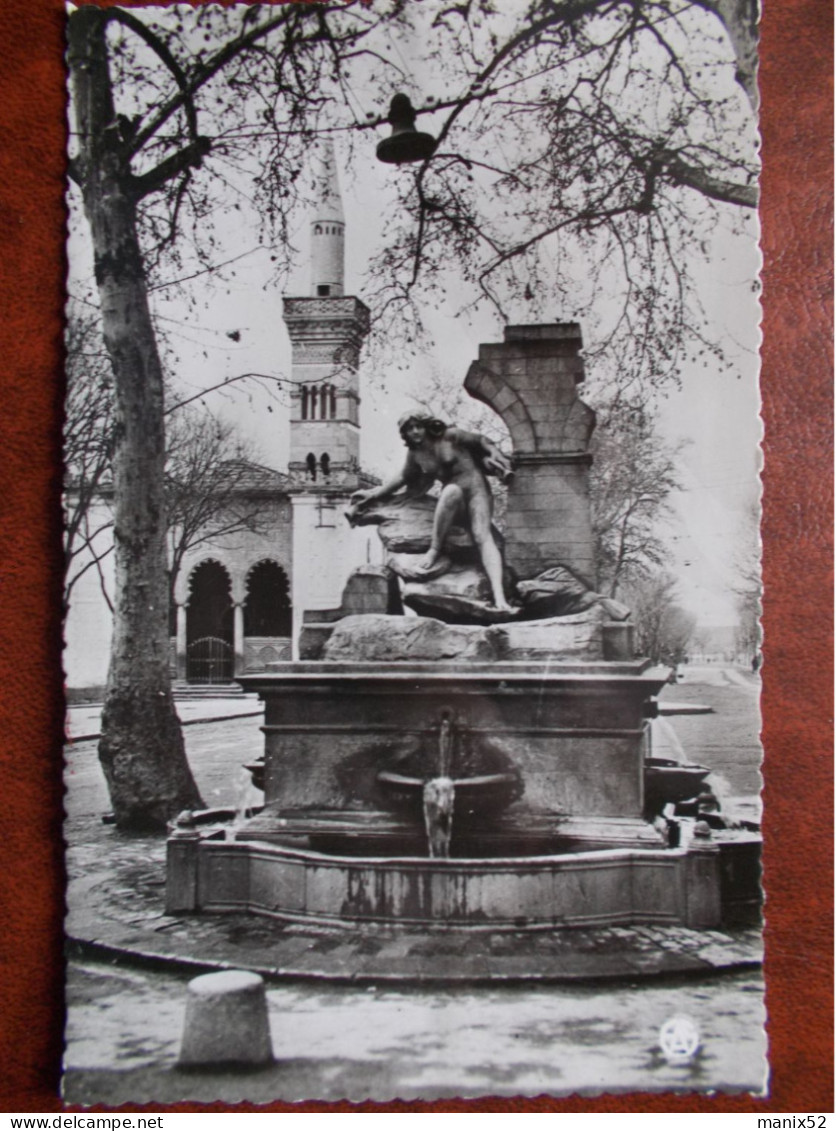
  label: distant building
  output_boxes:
[64,142,381,689]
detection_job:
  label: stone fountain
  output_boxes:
[166,323,730,932]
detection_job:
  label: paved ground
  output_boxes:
[658,667,763,802]
[63,962,767,1104]
[66,694,263,742]
[63,668,766,1104]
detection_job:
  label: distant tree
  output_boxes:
[409,361,511,450]
[67,3,408,828]
[736,578,760,668]
[165,410,271,604]
[63,304,116,615]
[732,501,761,664]
[589,402,683,596]
[690,627,711,658]
[623,571,696,664]
[734,586,761,664]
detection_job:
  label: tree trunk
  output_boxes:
[69,8,203,828]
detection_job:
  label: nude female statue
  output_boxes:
[350,414,515,613]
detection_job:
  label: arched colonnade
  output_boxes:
[171,557,292,683]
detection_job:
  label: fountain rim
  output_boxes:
[239,659,671,688]
[215,836,720,869]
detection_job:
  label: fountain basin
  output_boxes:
[166,657,736,932]
[644,758,713,816]
[166,835,723,931]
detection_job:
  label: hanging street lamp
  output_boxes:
[376,93,438,165]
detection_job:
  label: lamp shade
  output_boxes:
[376,93,438,165]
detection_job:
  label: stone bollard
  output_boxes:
[177,970,274,1069]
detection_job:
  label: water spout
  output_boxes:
[376,709,519,857]
[423,776,455,858]
[225,767,263,841]
[438,712,454,777]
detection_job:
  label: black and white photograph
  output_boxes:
[63,0,767,1104]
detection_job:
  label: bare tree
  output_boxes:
[735,585,761,665]
[589,401,683,595]
[63,303,116,615]
[732,499,761,664]
[165,410,272,603]
[407,360,511,450]
[67,3,403,827]
[622,570,696,664]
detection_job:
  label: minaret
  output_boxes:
[309,142,345,297]
[283,140,370,486]
[282,142,379,650]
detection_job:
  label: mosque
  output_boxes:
[64,144,382,689]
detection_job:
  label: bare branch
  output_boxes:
[127,4,313,157]
[106,7,201,146]
[130,137,212,200]
[660,150,758,206]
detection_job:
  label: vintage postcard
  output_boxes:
[62,0,768,1104]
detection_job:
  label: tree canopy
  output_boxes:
[70,0,758,395]
[364,0,758,393]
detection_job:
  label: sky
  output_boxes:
[66,2,763,630]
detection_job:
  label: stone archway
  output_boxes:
[185,559,234,683]
[243,560,292,671]
[245,560,291,637]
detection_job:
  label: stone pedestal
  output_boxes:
[235,660,668,856]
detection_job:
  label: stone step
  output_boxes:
[173,683,249,700]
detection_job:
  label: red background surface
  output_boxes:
[0,0,831,1113]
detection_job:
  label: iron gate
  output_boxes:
[186,635,233,684]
